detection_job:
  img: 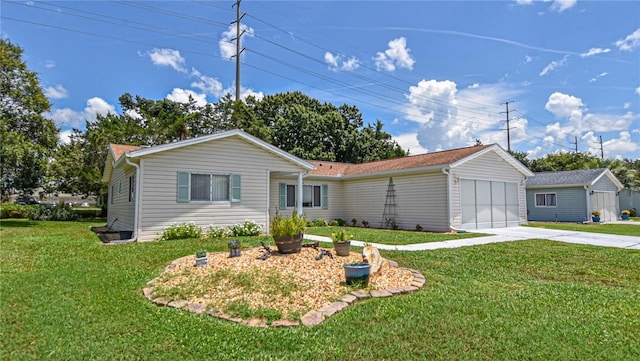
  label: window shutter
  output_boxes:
[321,184,329,209]
[177,171,190,202]
[231,174,241,202]
[279,183,286,209]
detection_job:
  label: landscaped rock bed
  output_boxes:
[143,246,425,327]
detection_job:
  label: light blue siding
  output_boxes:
[526,187,588,222]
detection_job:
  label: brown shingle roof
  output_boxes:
[109,144,144,161]
[308,144,492,176]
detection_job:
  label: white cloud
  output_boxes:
[324,52,360,71]
[190,68,223,97]
[580,47,610,58]
[583,131,639,159]
[84,97,116,122]
[220,85,265,102]
[545,92,584,121]
[393,132,428,155]
[146,48,186,73]
[515,0,533,5]
[469,83,480,89]
[539,55,569,76]
[46,97,115,129]
[44,84,68,99]
[615,28,640,51]
[44,60,55,69]
[524,55,533,63]
[549,0,577,13]
[636,86,640,95]
[47,108,85,129]
[58,129,73,144]
[219,24,254,60]
[588,72,608,82]
[403,80,523,151]
[374,37,415,72]
[624,102,631,109]
[166,88,208,107]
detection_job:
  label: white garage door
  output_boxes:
[591,191,617,222]
[461,179,519,230]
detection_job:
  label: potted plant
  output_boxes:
[195,250,208,267]
[331,228,353,257]
[621,209,631,220]
[343,262,371,286]
[270,210,307,254]
[591,210,601,223]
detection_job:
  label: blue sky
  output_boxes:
[2,0,639,159]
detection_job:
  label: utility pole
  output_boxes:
[231,0,246,101]
[500,101,515,152]
[570,136,578,152]
[599,135,604,159]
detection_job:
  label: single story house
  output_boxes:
[525,168,624,223]
[104,129,533,242]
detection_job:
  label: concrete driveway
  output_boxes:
[304,224,640,251]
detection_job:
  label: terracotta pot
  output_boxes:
[273,234,303,254]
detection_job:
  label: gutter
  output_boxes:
[111,156,140,244]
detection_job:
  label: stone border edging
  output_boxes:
[142,255,426,327]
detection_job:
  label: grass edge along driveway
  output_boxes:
[1,219,639,360]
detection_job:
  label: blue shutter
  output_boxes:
[177,171,190,202]
[321,184,329,209]
[279,183,286,209]
[231,174,241,202]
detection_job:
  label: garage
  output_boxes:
[461,179,519,229]
[591,191,617,222]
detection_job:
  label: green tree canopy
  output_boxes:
[59,91,406,197]
[0,39,58,199]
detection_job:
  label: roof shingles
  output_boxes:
[308,144,492,176]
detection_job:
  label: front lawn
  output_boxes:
[527,221,640,236]
[306,226,486,245]
[2,220,639,360]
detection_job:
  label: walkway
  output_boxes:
[304,224,640,251]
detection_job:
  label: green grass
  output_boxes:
[2,219,639,360]
[306,226,486,245]
[527,221,640,236]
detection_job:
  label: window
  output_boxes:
[111,184,115,204]
[535,193,556,207]
[279,183,328,209]
[177,172,241,203]
[128,175,135,203]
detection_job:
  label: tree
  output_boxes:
[0,39,58,199]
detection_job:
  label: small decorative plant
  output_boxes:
[271,210,307,237]
[195,250,207,259]
[621,210,630,216]
[591,211,602,217]
[331,228,354,244]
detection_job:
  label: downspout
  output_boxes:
[112,156,140,243]
[442,168,453,231]
[584,185,590,222]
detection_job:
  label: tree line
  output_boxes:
[1,38,638,202]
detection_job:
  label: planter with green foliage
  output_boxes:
[591,210,601,223]
[331,228,353,256]
[195,250,208,267]
[271,210,306,254]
